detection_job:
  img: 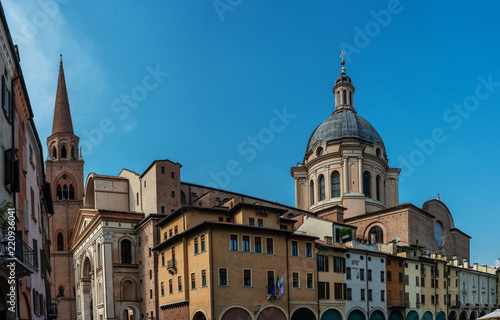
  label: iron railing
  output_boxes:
[0,228,34,272]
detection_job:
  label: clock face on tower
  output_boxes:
[434,221,444,247]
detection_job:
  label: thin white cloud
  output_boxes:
[2,0,105,149]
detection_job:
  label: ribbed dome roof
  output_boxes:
[306,109,384,154]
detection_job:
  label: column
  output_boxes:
[324,165,330,200]
[343,156,348,194]
[294,177,299,208]
[102,231,115,319]
[372,166,376,200]
[358,156,363,194]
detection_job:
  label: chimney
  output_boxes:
[452,255,458,267]
[324,236,333,245]
[473,263,478,271]
[463,258,469,269]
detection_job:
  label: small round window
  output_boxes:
[316,147,323,157]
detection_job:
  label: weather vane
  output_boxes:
[340,51,345,62]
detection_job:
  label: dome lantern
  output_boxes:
[333,51,355,113]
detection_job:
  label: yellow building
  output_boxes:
[154,203,319,320]
[316,241,348,320]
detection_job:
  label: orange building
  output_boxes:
[154,203,319,320]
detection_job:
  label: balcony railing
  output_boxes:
[167,259,176,274]
[47,302,59,319]
[387,298,409,307]
[0,228,34,276]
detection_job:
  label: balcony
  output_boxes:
[167,259,176,274]
[47,302,59,319]
[387,298,409,307]
[0,228,34,276]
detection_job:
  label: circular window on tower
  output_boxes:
[434,221,444,247]
[316,147,324,157]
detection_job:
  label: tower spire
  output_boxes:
[51,55,74,135]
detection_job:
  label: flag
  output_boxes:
[279,276,284,297]
[271,275,275,296]
[276,275,280,297]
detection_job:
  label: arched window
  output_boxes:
[136,193,139,206]
[337,91,340,106]
[57,232,64,251]
[363,171,371,198]
[316,147,323,157]
[61,146,67,158]
[309,180,314,206]
[318,175,325,201]
[376,148,381,158]
[376,175,381,201]
[71,147,75,160]
[52,147,57,160]
[56,185,62,200]
[343,90,347,104]
[63,185,68,200]
[58,286,64,297]
[369,226,383,244]
[69,185,75,200]
[121,239,132,264]
[350,91,353,105]
[181,191,186,205]
[331,171,340,198]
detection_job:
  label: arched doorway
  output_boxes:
[258,307,287,320]
[370,310,385,320]
[460,311,468,320]
[292,307,316,320]
[449,311,458,320]
[192,311,207,320]
[389,310,403,320]
[122,306,135,320]
[322,309,343,320]
[222,307,252,320]
[348,310,366,320]
[470,312,477,320]
[423,311,433,320]
[437,311,446,320]
[406,310,419,320]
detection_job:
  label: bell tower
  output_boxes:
[46,55,83,320]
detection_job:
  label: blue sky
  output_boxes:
[4,1,500,267]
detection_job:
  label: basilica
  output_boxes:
[291,59,470,262]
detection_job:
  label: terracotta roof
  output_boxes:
[51,56,74,135]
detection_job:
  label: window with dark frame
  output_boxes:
[242,235,250,252]
[255,237,262,253]
[243,269,252,287]
[230,234,238,251]
[266,238,274,254]
[291,241,298,256]
[219,268,227,286]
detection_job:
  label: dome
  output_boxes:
[306,109,384,154]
